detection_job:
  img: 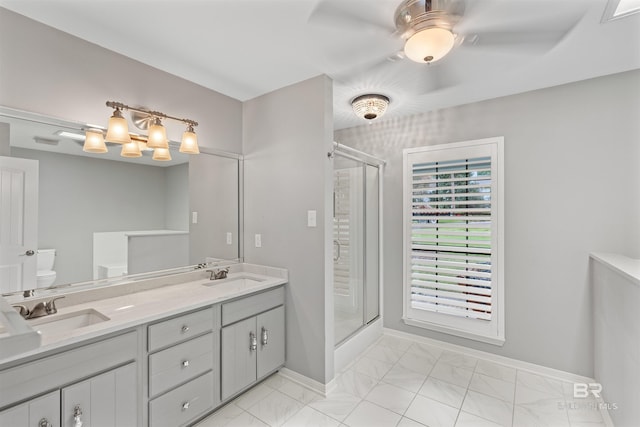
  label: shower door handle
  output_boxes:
[333,240,341,262]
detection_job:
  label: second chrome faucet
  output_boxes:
[206,267,229,280]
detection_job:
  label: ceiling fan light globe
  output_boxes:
[404,27,455,63]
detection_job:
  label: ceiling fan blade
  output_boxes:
[415,61,461,94]
[307,0,395,35]
[455,0,587,54]
[331,54,401,86]
[460,28,576,54]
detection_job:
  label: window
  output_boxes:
[402,137,504,345]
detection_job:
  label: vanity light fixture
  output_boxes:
[104,107,132,144]
[152,147,172,161]
[82,129,108,153]
[351,94,390,122]
[85,101,200,160]
[146,117,169,149]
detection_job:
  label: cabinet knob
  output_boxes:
[181,325,190,333]
[182,359,190,368]
[181,401,190,411]
[38,419,53,427]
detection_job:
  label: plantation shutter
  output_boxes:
[333,169,352,300]
[403,138,504,344]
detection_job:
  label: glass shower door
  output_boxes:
[333,154,379,345]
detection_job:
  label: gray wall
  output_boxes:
[0,123,9,156]
[243,75,335,384]
[165,163,189,231]
[0,7,242,154]
[335,70,640,378]
[12,148,187,286]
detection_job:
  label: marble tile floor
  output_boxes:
[195,334,608,427]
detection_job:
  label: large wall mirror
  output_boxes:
[0,106,242,298]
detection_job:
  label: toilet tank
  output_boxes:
[36,249,56,271]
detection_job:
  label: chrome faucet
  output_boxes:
[206,267,229,280]
[13,296,65,320]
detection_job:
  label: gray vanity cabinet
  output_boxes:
[146,306,220,427]
[0,331,138,427]
[221,287,285,400]
[61,362,137,427]
[0,390,59,427]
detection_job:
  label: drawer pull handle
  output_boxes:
[39,419,53,427]
[181,325,190,333]
[261,327,269,346]
[249,331,257,351]
[182,401,190,411]
[182,359,190,368]
[73,405,84,427]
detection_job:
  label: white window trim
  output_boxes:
[402,137,505,346]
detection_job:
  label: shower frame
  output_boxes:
[331,142,385,347]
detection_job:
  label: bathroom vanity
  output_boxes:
[0,263,287,427]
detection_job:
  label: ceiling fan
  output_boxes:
[309,0,587,95]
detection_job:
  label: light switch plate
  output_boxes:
[307,210,317,227]
[226,232,233,245]
[255,234,262,248]
[191,211,198,224]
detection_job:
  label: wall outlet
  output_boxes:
[191,211,198,224]
[226,232,233,245]
[255,234,262,248]
[307,210,317,227]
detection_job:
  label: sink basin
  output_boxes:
[201,275,265,288]
[28,309,110,335]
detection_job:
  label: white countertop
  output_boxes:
[0,263,287,366]
[590,252,640,286]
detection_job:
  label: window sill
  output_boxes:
[402,317,505,347]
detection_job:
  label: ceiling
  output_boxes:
[1,0,639,130]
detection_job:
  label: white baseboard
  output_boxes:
[382,328,595,384]
[278,368,336,396]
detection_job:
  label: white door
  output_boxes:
[0,156,38,293]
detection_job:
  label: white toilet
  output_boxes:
[36,249,57,288]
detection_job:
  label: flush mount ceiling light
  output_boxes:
[351,94,390,122]
[394,0,465,63]
[86,101,201,159]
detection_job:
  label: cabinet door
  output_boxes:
[0,390,59,427]
[61,362,137,427]
[257,305,285,379]
[221,317,257,400]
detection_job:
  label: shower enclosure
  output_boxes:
[332,144,382,346]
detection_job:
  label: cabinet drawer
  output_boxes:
[148,308,214,352]
[149,333,214,398]
[149,371,214,427]
[222,286,284,326]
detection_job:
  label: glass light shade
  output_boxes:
[147,118,168,149]
[404,27,455,63]
[152,147,172,161]
[179,127,199,154]
[83,129,107,153]
[138,140,152,152]
[120,140,142,158]
[351,94,390,121]
[105,110,131,144]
